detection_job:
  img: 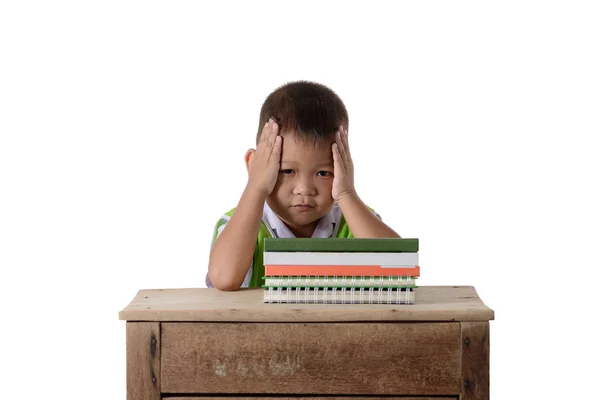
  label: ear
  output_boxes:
[244,148,255,173]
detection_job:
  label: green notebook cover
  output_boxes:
[263,238,419,253]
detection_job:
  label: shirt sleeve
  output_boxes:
[205,216,253,288]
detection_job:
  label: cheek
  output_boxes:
[273,174,288,188]
[272,179,290,195]
[317,179,333,192]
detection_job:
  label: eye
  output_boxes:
[280,169,294,174]
[317,171,332,177]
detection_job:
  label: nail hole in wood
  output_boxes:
[464,378,471,389]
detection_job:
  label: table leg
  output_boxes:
[460,321,489,400]
[126,322,161,400]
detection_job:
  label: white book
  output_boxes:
[263,276,417,288]
[263,251,419,266]
[263,287,416,304]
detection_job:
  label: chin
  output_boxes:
[294,213,323,225]
[281,209,308,221]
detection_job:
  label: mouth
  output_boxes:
[292,204,315,209]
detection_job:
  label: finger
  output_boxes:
[259,119,271,144]
[269,135,282,163]
[261,119,277,154]
[335,130,347,169]
[268,119,280,149]
[340,127,351,166]
[332,142,343,171]
[270,119,279,142]
[260,118,276,143]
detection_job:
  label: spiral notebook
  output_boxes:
[263,275,417,288]
[264,287,415,304]
[262,238,419,305]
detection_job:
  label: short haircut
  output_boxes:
[256,80,349,145]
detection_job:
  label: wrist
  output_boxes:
[244,182,270,201]
[335,189,359,206]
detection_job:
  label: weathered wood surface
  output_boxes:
[119,286,494,322]
[160,322,462,395]
[127,322,160,400]
[166,397,456,399]
[461,322,490,400]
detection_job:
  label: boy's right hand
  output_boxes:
[247,118,282,196]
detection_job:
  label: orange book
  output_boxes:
[264,265,420,277]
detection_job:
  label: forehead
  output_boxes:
[280,133,333,164]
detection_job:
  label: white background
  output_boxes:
[1,1,599,398]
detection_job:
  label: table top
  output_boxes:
[119,286,494,322]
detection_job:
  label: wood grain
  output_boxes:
[126,322,160,400]
[167,397,456,399]
[161,322,462,395]
[118,286,494,322]
[460,322,489,400]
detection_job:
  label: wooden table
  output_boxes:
[119,286,494,400]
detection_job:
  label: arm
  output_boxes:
[332,126,401,238]
[208,118,282,291]
[338,192,400,238]
[208,186,267,290]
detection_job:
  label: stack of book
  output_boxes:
[262,238,419,304]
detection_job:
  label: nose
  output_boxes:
[293,175,317,196]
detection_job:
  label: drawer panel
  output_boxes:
[166,397,457,399]
[161,323,461,395]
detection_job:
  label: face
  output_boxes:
[266,133,335,238]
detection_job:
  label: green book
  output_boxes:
[263,238,419,253]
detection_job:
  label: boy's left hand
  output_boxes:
[332,126,356,201]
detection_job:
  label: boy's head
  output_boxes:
[256,80,349,145]
[251,80,350,237]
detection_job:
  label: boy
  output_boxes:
[206,80,400,291]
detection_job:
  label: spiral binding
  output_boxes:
[264,286,415,304]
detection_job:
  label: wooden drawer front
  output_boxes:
[166,397,457,399]
[161,323,461,395]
